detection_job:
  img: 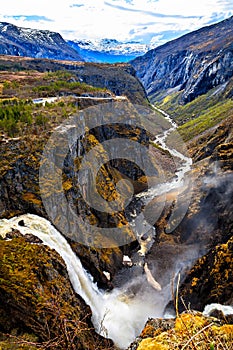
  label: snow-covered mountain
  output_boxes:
[67,38,149,63]
[0,22,149,63]
[0,22,84,61]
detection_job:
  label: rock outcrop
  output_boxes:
[179,236,233,312]
[131,16,233,104]
[0,236,114,349]
[129,312,233,350]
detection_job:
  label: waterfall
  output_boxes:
[0,106,194,348]
[0,214,170,349]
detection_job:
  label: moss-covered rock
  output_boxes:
[130,313,233,350]
[179,236,233,312]
[0,237,114,349]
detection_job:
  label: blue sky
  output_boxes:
[0,0,232,46]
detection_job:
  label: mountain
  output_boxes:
[131,16,233,103]
[67,38,149,63]
[0,18,232,350]
[0,22,84,61]
[0,21,149,64]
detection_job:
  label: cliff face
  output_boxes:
[179,236,233,312]
[129,114,233,348]
[140,113,233,327]
[131,16,233,103]
[0,61,150,288]
[0,55,148,105]
[0,115,148,288]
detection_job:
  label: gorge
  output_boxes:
[0,102,194,348]
[0,15,233,350]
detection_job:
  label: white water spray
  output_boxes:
[0,106,194,348]
[0,214,170,349]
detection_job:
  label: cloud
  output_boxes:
[70,3,84,8]
[206,11,229,24]
[149,30,189,46]
[104,1,200,19]
[9,15,53,22]
[0,0,232,45]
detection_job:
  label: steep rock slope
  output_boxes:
[0,22,84,61]
[0,112,150,283]
[130,109,233,350]
[131,16,233,103]
[144,113,233,310]
[179,236,233,311]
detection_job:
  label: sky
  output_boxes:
[0,0,232,46]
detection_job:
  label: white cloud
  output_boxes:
[0,0,232,45]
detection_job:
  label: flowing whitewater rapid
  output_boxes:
[0,107,193,349]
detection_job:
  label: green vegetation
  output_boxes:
[0,99,32,136]
[32,71,107,97]
[0,70,111,137]
[149,140,172,157]
[0,97,77,137]
[156,77,233,142]
[178,99,233,141]
[1,70,108,100]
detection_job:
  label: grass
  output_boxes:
[178,99,233,141]
[137,313,233,350]
[0,70,109,100]
[153,77,233,142]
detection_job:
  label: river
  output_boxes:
[0,106,193,349]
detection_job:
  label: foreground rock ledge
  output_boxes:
[0,236,114,350]
[128,312,233,350]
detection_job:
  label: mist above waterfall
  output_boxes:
[0,212,205,349]
[1,105,227,349]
